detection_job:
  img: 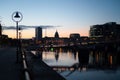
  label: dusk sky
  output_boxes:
[0,0,120,38]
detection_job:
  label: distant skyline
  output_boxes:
[0,0,120,38]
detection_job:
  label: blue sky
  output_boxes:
[0,0,120,38]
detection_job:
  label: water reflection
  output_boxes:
[78,48,89,68]
[88,49,119,68]
[30,43,120,80]
[72,49,77,60]
[32,46,120,70]
[55,50,59,62]
[36,49,43,60]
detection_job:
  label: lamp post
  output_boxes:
[19,27,22,54]
[12,11,23,63]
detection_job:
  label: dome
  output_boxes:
[54,30,59,38]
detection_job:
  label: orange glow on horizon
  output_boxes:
[3,28,89,39]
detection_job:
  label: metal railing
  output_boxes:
[22,50,31,80]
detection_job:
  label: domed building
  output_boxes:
[43,30,69,46]
[54,30,59,38]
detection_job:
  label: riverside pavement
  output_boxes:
[0,47,22,80]
[0,47,66,80]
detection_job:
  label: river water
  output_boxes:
[31,47,120,80]
[32,47,120,67]
[32,48,79,66]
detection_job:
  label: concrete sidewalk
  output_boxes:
[0,47,22,80]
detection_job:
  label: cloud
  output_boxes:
[2,25,60,30]
[3,26,16,30]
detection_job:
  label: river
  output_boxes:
[31,47,120,80]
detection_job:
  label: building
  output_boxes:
[89,22,120,41]
[69,33,81,45]
[0,24,1,36]
[0,23,2,46]
[35,27,42,42]
[70,33,80,39]
[43,30,69,46]
[54,30,59,38]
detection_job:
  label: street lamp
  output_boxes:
[12,11,23,63]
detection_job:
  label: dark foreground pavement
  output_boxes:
[25,50,66,80]
[0,47,66,80]
[0,47,21,80]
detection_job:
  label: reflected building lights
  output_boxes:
[109,55,113,65]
